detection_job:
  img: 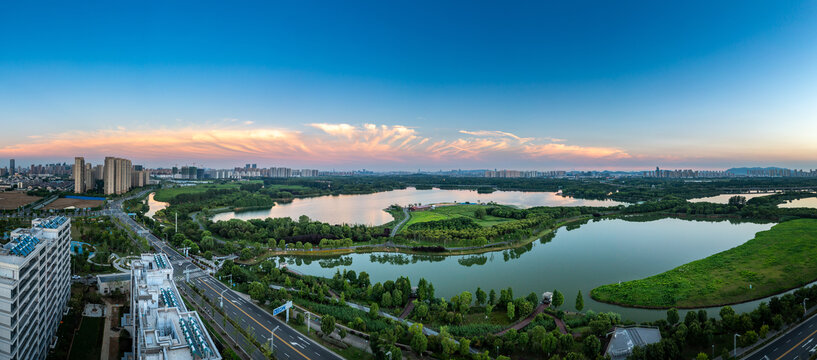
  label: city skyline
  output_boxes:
[2,1,817,170]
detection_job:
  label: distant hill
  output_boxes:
[726,167,787,176]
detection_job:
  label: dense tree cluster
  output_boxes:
[629,285,817,360]
[208,215,384,245]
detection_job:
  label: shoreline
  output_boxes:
[590,277,817,310]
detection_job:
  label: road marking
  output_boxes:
[801,338,813,348]
[776,328,817,360]
[197,278,313,360]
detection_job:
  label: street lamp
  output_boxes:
[734,333,741,357]
[804,298,810,315]
[306,312,311,334]
[269,325,280,354]
[219,289,228,308]
[385,351,392,360]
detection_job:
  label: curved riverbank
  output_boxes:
[591,219,817,309]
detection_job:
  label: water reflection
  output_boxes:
[278,217,774,322]
[213,187,626,225]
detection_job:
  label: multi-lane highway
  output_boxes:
[108,191,344,360]
[743,312,817,360]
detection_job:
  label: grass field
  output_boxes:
[68,317,104,360]
[44,198,104,210]
[591,219,817,308]
[0,191,41,209]
[403,204,513,230]
[153,183,243,202]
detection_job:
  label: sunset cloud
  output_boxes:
[0,123,635,167]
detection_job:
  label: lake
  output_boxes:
[276,217,775,322]
[212,187,625,225]
[145,192,169,218]
[688,193,772,204]
[778,197,817,209]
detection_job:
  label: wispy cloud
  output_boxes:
[458,130,534,143]
[0,123,635,166]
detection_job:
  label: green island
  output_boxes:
[591,218,817,308]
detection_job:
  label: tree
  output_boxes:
[541,332,558,356]
[507,302,515,320]
[475,208,487,219]
[458,337,471,355]
[728,195,747,207]
[370,302,380,318]
[458,291,472,313]
[414,303,429,320]
[517,300,533,319]
[248,281,266,301]
[552,290,564,308]
[320,315,336,336]
[667,308,680,325]
[575,290,584,312]
[489,289,497,305]
[381,292,393,308]
[338,328,347,339]
[410,330,428,355]
[696,353,710,360]
[476,287,487,306]
[583,336,601,358]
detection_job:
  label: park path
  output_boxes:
[495,303,568,336]
[398,296,417,319]
[389,207,410,237]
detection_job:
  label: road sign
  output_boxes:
[272,301,292,316]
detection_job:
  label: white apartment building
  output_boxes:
[131,254,220,360]
[0,216,71,360]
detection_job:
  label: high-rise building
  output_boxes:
[131,254,221,360]
[8,159,14,175]
[103,157,135,195]
[104,157,117,195]
[84,163,94,191]
[0,216,72,359]
[73,157,86,193]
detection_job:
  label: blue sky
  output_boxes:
[1,1,816,170]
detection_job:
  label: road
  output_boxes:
[107,191,344,360]
[743,312,817,360]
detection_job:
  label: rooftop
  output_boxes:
[98,273,131,283]
[605,326,662,360]
[133,254,220,360]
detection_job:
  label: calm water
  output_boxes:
[278,218,774,322]
[688,193,772,204]
[778,197,817,209]
[145,192,169,218]
[212,188,625,225]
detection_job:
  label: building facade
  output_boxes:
[131,254,220,360]
[103,157,134,195]
[73,157,86,193]
[0,216,71,359]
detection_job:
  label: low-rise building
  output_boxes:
[604,326,662,360]
[131,254,220,360]
[97,273,131,296]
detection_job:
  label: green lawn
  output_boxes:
[403,204,513,229]
[68,317,104,360]
[591,219,817,308]
[153,183,243,202]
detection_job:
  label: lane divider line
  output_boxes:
[777,328,817,360]
[198,278,312,360]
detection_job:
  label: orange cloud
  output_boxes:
[0,123,632,165]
